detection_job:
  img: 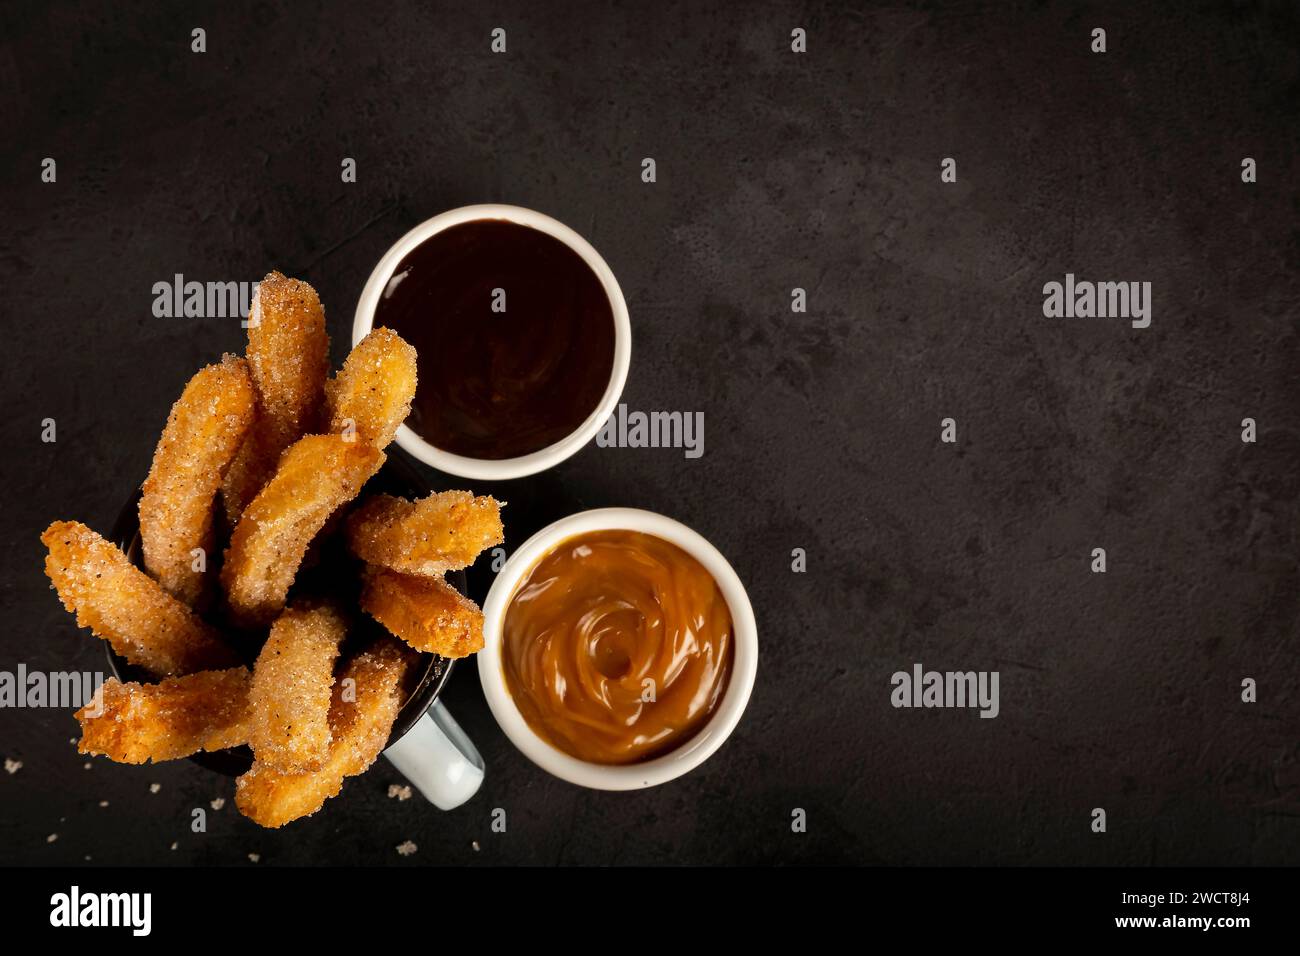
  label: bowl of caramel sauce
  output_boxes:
[352,204,631,480]
[478,508,758,789]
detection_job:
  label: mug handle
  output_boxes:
[383,700,484,810]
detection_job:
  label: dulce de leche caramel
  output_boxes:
[502,529,734,764]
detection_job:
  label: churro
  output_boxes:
[248,604,346,773]
[360,568,484,658]
[325,327,417,449]
[221,435,384,625]
[43,266,502,825]
[235,640,408,827]
[42,521,237,676]
[347,491,503,577]
[139,355,256,605]
[76,668,252,764]
[222,272,330,523]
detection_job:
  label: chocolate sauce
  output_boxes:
[375,219,616,460]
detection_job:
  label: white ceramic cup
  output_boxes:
[352,204,632,481]
[477,508,759,790]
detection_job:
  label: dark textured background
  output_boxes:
[1,1,1297,866]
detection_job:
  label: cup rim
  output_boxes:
[352,203,632,481]
[477,508,759,790]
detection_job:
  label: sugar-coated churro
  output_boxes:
[346,491,503,577]
[222,272,330,524]
[76,668,252,764]
[248,603,346,773]
[360,567,484,658]
[221,435,384,625]
[139,355,256,605]
[235,640,408,827]
[42,521,238,676]
[325,327,417,450]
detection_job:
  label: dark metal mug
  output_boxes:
[105,449,484,808]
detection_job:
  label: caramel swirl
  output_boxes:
[502,529,733,764]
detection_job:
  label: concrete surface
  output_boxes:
[1,1,1297,865]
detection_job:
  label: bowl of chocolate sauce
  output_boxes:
[353,205,631,480]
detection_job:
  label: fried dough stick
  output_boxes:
[325,327,417,449]
[235,640,408,828]
[347,492,503,577]
[221,435,384,626]
[222,272,330,524]
[42,521,237,676]
[361,568,484,658]
[139,355,256,605]
[76,668,252,764]
[248,604,346,773]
